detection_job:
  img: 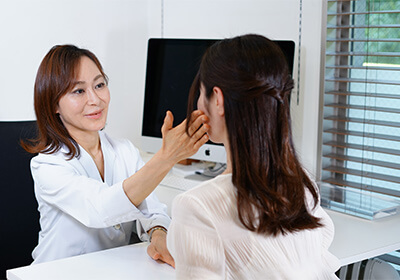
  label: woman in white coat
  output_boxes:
[167,34,340,278]
[23,45,209,266]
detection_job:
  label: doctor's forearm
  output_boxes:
[122,150,175,207]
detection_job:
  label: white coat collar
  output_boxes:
[76,131,116,185]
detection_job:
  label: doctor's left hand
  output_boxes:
[147,229,175,268]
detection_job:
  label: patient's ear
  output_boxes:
[213,86,224,116]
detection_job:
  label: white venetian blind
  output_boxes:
[320,0,400,219]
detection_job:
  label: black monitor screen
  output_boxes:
[142,38,295,138]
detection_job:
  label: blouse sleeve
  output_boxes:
[31,153,143,229]
[315,205,335,248]
[167,193,225,279]
[304,179,336,250]
[312,203,341,273]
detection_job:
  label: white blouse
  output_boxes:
[31,131,170,263]
[167,174,340,279]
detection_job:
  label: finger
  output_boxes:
[147,244,161,260]
[174,110,204,135]
[187,110,205,128]
[153,252,161,260]
[189,110,204,122]
[188,114,209,137]
[192,132,209,151]
[191,122,210,141]
[160,253,175,268]
[161,111,174,136]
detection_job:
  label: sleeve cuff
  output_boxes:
[99,181,142,226]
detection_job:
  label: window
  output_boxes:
[320,0,400,272]
[320,0,400,219]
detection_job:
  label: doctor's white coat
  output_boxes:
[30,131,170,263]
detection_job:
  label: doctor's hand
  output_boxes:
[160,110,209,164]
[147,229,175,268]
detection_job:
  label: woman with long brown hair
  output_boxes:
[23,44,209,265]
[167,34,340,279]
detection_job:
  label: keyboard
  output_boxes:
[160,174,204,191]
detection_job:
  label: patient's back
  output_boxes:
[168,173,340,279]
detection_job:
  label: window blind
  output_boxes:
[319,0,400,220]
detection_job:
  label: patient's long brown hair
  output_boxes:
[22,45,108,159]
[187,34,322,235]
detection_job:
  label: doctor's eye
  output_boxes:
[72,88,85,94]
[95,82,106,89]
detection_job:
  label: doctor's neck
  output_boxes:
[70,130,102,157]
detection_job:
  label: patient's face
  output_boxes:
[197,84,208,116]
[197,84,224,144]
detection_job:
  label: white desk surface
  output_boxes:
[7,209,400,280]
[327,208,400,266]
[7,242,175,280]
[7,179,400,279]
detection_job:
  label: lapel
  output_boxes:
[99,131,116,186]
[77,144,102,182]
[76,131,116,185]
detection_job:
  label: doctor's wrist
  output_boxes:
[148,226,167,242]
[152,150,177,169]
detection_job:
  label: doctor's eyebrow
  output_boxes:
[72,74,105,86]
[93,74,104,82]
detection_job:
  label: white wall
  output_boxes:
[149,0,325,176]
[0,0,324,176]
[0,0,149,144]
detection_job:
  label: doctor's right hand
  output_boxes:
[160,110,209,164]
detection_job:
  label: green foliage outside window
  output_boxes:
[364,0,400,65]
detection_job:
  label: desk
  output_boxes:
[327,209,400,266]
[7,242,174,280]
[7,211,400,279]
[7,179,400,279]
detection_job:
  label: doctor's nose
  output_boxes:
[86,89,101,105]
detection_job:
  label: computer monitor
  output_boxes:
[141,38,295,164]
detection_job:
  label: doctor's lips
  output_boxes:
[85,110,103,119]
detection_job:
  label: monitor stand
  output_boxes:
[172,161,226,181]
[196,162,226,178]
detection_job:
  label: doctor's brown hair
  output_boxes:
[186,34,322,236]
[22,45,108,159]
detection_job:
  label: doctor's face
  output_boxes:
[57,56,110,137]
